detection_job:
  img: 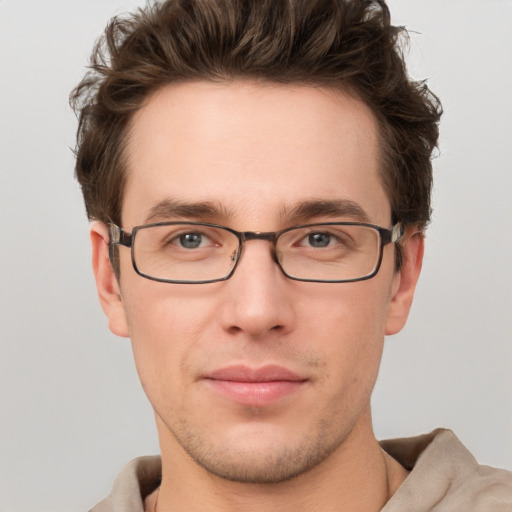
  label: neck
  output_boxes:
[148,410,409,512]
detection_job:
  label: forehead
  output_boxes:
[123,80,389,228]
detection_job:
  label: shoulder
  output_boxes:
[89,456,161,512]
[381,429,512,512]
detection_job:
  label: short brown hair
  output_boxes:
[71,0,441,257]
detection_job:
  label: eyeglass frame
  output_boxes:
[108,221,404,284]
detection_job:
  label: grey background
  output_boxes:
[1,1,511,510]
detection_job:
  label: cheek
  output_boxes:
[299,278,391,344]
[298,281,390,385]
[121,282,218,398]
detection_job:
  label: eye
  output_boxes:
[307,232,332,248]
[176,232,207,249]
[293,228,354,251]
[159,229,216,250]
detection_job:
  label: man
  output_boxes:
[70,0,512,510]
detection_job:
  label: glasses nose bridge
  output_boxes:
[241,231,278,243]
[237,230,280,263]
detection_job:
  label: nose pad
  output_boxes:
[233,239,282,281]
[231,233,282,278]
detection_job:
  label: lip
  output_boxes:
[203,365,307,406]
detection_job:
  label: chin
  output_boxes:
[170,418,349,484]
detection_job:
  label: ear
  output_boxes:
[90,222,130,338]
[385,231,424,335]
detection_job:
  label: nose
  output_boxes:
[218,240,296,339]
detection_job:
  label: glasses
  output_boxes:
[109,221,403,284]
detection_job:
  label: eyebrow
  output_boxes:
[143,197,370,225]
[144,199,228,223]
[281,199,370,224]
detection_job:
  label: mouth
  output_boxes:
[203,365,308,406]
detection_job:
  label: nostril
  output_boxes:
[227,325,242,335]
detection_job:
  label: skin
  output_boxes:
[91,81,423,512]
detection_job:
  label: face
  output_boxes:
[92,81,422,483]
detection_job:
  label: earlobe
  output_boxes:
[385,231,424,336]
[90,222,130,338]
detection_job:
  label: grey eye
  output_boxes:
[179,233,203,249]
[308,233,331,247]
